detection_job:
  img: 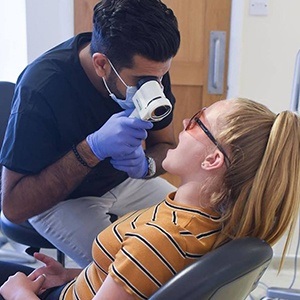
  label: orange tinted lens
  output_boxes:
[186,110,202,131]
[186,118,195,130]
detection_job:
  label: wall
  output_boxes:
[0,0,74,83]
[0,0,27,82]
[228,0,300,113]
[26,0,74,64]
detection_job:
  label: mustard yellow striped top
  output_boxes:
[60,192,221,299]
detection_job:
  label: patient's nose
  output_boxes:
[183,118,189,129]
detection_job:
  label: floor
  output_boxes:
[1,234,299,300]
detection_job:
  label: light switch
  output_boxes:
[249,0,268,16]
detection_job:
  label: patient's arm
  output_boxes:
[94,274,134,300]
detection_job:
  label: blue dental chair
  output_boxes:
[149,237,273,300]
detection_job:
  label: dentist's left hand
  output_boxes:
[110,145,148,178]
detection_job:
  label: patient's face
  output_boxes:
[162,100,232,180]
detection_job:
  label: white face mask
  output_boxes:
[102,59,137,110]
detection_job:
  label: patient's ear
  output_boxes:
[92,53,110,77]
[201,150,225,171]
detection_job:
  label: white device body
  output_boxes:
[130,80,172,122]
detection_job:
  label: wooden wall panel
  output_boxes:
[74,0,97,33]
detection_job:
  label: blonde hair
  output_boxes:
[212,98,300,267]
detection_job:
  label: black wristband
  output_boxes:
[72,144,92,169]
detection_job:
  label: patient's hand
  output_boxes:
[0,272,44,300]
[29,252,81,292]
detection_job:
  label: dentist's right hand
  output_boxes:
[86,110,153,161]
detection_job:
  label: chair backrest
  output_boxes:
[0,81,15,150]
[149,237,273,300]
[0,81,15,184]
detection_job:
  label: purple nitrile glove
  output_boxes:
[86,110,153,161]
[110,145,148,178]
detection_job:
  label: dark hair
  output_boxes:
[90,0,180,69]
